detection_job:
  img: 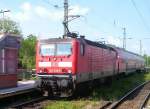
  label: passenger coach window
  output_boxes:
[80,44,84,56]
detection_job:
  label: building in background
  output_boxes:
[0,33,20,88]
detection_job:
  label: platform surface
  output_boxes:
[0,80,37,98]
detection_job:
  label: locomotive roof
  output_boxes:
[108,44,143,57]
[39,38,72,43]
[82,39,144,60]
[81,38,115,51]
[39,37,115,50]
[107,44,144,61]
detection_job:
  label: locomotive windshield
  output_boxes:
[40,43,72,56]
[40,44,55,56]
[57,43,72,55]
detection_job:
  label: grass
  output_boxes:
[45,100,99,109]
[91,73,146,101]
[45,72,150,109]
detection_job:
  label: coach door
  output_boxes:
[5,48,17,74]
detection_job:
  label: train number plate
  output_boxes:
[51,62,58,67]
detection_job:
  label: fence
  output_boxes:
[17,69,36,81]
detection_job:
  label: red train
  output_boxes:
[36,37,145,97]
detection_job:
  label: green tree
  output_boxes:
[0,18,21,35]
[19,34,37,69]
[143,54,150,66]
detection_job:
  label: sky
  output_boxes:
[0,0,150,55]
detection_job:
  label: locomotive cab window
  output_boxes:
[80,44,85,56]
[40,44,55,56]
[40,43,72,56]
[56,43,72,56]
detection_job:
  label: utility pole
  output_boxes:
[0,10,10,32]
[63,0,69,38]
[139,40,142,55]
[123,27,126,49]
[147,56,149,66]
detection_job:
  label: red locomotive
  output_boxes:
[36,36,145,97]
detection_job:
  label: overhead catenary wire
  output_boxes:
[130,0,150,32]
[144,0,150,14]
[43,0,62,9]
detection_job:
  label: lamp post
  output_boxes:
[0,10,10,32]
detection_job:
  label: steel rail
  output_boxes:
[109,81,150,109]
[10,96,48,108]
[0,88,36,99]
[99,101,112,109]
[139,89,150,109]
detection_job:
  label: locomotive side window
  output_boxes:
[80,44,84,56]
[40,44,55,56]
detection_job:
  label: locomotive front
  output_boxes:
[36,38,78,97]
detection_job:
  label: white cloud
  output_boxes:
[34,6,49,18]
[127,40,141,54]
[11,3,90,22]
[10,2,32,22]
[69,5,89,16]
[99,36,141,54]
[34,5,89,21]
[106,36,122,47]
[7,2,90,38]
[14,11,31,22]
[49,11,63,20]
[21,2,31,12]
[35,6,64,20]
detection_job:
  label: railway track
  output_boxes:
[143,99,150,109]
[107,81,150,109]
[9,96,48,109]
[4,80,150,109]
[99,101,112,109]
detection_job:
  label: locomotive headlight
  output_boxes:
[39,70,42,73]
[53,57,57,61]
[68,70,72,73]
